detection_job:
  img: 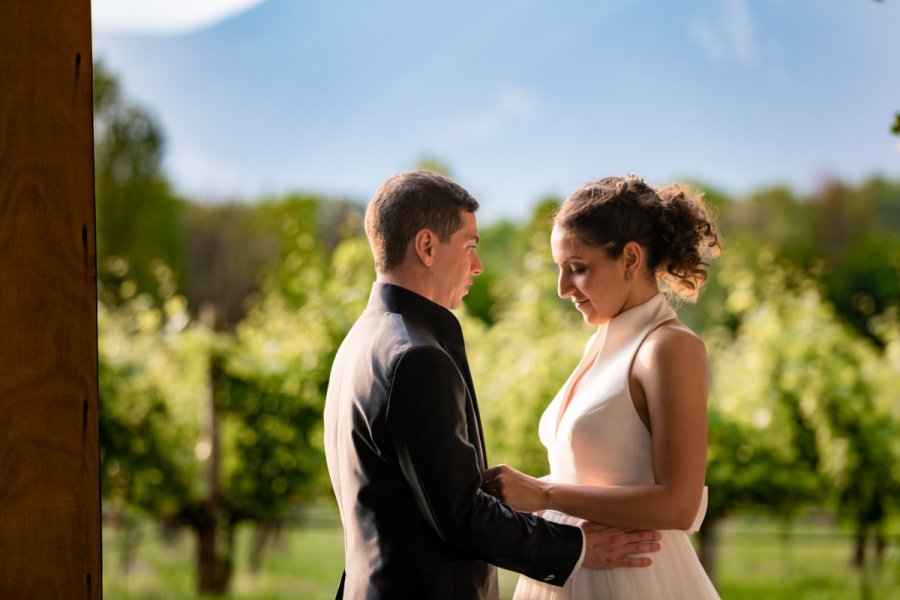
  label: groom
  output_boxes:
[324,170,660,599]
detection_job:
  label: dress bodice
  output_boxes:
[538,293,676,487]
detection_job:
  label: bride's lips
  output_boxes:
[574,298,589,309]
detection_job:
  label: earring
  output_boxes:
[625,271,633,281]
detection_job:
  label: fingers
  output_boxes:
[482,464,505,488]
[624,529,662,543]
[483,464,507,479]
[580,526,663,570]
[482,470,503,500]
[626,541,661,555]
[606,540,660,568]
[483,465,513,497]
[482,484,503,500]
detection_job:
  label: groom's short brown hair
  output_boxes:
[365,170,479,272]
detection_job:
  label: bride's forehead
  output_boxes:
[550,227,581,253]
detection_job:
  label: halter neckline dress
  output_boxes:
[514,293,719,600]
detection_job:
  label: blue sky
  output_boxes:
[93,0,900,223]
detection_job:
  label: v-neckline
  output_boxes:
[555,325,607,435]
[552,293,671,436]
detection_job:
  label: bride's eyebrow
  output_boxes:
[555,255,581,267]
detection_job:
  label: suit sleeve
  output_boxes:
[385,345,583,586]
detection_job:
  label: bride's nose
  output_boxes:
[557,270,574,299]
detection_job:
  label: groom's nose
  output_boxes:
[470,251,483,276]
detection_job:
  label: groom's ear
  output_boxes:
[413,228,437,267]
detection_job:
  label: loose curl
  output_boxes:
[554,175,720,302]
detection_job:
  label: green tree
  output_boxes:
[92,64,371,592]
[704,253,899,585]
[93,60,184,301]
[696,176,900,342]
[811,178,900,339]
[179,194,363,329]
[98,212,373,595]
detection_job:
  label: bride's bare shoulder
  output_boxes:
[638,320,706,369]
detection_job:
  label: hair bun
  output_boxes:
[555,176,720,302]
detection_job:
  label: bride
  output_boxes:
[484,175,721,599]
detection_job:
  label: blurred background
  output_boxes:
[91,1,900,598]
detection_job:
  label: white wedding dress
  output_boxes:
[514,293,720,599]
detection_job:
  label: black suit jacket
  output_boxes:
[324,283,583,599]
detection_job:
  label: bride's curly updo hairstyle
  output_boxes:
[554,174,720,302]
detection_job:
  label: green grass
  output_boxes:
[711,516,900,600]
[103,510,900,599]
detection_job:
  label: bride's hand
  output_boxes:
[483,464,549,513]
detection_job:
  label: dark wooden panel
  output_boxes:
[0,0,101,598]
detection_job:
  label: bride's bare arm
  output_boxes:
[484,325,709,531]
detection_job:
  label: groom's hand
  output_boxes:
[580,523,661,569]
[483,464,548,513]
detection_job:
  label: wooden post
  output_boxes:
[0,1,102,599]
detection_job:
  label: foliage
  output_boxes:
[705,252,900,562]
[98,214,373,592]
[694,177,900,341]
[221,234,374,512]
[93,60,185,301]
[98,293,202,520]
[178,194,364,329]
[811,179,900,338]
[98,286,244,519]
[93,59,379,595]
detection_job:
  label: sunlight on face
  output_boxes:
[433,212,483,310]
[550,226,629,325]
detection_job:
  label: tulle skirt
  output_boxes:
[513,510,720,600]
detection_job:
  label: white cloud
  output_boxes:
[725,0,760,65]
[456,86,540,140]
[496,87,539,118]
[92,0,265,34]
[689,0,760,66]
[688,19,725,62]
